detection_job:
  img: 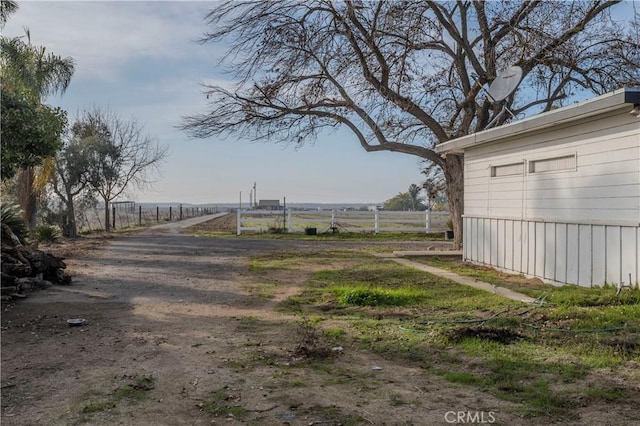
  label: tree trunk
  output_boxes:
[443,154,464,250]
[64,189,77,238]
[104,197,111,233]
[17,168,37,230]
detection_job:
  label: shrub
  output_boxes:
[34,224,61,243]
[1,203,28,244]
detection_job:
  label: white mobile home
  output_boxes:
[436,88,640,287]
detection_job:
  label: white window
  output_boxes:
[491,162,525,177]
[529,154,576,173]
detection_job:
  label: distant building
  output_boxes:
[257,200,281,210]
[436,87,639,288]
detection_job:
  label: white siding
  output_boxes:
[462,106,639,287]
[464,217,639,287]
[464,112,640,224]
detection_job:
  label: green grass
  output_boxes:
[111,375,154,403]
[332,285,428,306]
[81,401,116,414]
[248,248,640,421]
[203,388,248,419]
[583,386,628,401]
[77,375,155,419]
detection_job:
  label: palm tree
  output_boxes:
[408,184,422,211]
[1,31,75,228]
[0,0,18,29]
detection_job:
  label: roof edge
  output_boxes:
[436,87,640,154]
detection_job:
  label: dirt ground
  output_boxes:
[0,215,629,425]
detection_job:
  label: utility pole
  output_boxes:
[253,182,257,207]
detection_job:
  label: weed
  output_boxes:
[292,317,333,359]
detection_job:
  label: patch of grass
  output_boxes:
[243,282,278,299]
[250,247,640,422]
[235,316,264,332]
[439,371,483,386]
[250,250,367,272]
[203,388,248,419]
[332,285,427,307]
[310,262,518,313]
[389,393,409,406]
[584,386,628,401]
[77,375,154,419]
[299,404,365,426]
[112,375,154,403]
[324,327,346,339]
[81,401,116,414]
[409,256,552,298]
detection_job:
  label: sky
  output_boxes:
[3,0,429,205]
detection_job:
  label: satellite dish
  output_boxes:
[487,66,523,102]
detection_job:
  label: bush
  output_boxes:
[1,203,28,244]
[33,224,62,243]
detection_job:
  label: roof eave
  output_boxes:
[435,87,640,155]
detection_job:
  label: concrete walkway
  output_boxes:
[145,212,228,233]
[377,252,538,304]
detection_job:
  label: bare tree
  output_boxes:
[181,0,639,249]
[51,115,109,238]
[81,108,167,232]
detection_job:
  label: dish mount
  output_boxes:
[484,65,523,128]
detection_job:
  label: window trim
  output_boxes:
[490,161,526,178]
[528,153,577,174]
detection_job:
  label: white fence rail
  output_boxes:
[237,210,450,235]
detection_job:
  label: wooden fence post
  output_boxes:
[139,206,142,226]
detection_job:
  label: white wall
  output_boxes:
[464,111,640,224]
[463,109,639,286]
[463,217,639,287]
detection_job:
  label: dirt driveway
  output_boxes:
[2,216,542,425]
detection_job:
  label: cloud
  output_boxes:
[3,1,219,82]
